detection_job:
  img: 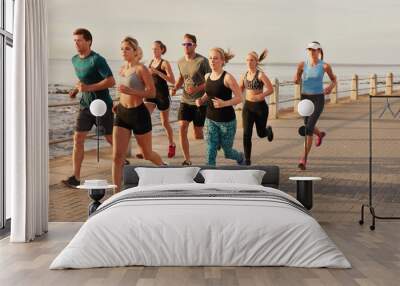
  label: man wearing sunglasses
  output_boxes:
[172,33,211,166]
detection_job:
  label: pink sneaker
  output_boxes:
[315,132,326,147]
[298,157,307,170]
[168,144,176,158]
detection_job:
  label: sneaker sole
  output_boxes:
[297,163,306,170]
[267,127,274,142]
[61,181,80,189]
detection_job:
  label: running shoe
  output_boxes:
[62,175,80,189]
[315,132,326,147]
[168,144,176,158]
[182,160,192,166]
[237,152,246,165]
[267,126,274,142]
[298,157,307,170]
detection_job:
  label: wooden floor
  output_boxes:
[1,221,399,286]
[1,94,400,285]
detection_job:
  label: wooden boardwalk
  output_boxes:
[1,94,398,286]
[49,94,400,223]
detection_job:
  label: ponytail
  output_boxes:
[258,49,268,63]
[248,49,268,69]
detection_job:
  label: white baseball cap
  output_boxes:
[307,42,322,50]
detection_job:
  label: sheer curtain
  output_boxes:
[7,0,49,242]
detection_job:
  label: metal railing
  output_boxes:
[49,72,399,144]
[265,72,398,118]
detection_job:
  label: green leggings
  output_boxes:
[205,118,242,166]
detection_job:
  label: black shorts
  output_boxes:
[178,102,207,127]
[75,107,114,135]
[301,94,325,135]
[114,103,152,135]
[145,94,170,111]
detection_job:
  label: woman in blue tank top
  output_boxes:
[294,41,336,170]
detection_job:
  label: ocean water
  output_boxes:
[48,59,400,158]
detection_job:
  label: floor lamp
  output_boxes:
[89,99,107,162]
[78,99,116,215]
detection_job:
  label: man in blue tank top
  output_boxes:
[62,28,115,188]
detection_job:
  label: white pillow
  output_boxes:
[200,169,266,185]
[135,167,201,186]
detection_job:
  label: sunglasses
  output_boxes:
[182,42,194,47]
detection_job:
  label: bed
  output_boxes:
[50,165,350,269]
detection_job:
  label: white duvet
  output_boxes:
[50,183,351,269]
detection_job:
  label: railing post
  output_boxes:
[369,73,377,96]
[385,72,393,96]
[294,82,301,113]
[330,80,338,104]
[351,74,359,101]
[270,78,279,119]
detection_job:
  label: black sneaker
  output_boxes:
[62,175,80,189]
[245,159,251,166]
[182,160,192,166]
[267,126,274,142]
[237,152,246,166]
[124,159,130,165]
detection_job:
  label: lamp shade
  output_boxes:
[89,99,107,117]
[298,99,315,117]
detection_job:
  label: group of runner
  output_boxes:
[62,28,336,192]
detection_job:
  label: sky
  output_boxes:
[47,0,400,64]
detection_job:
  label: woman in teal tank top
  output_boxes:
[294,42,337,170]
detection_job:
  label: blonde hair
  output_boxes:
[122,36,138,50]
[210,47,235,65]
[248,49,268,67]
[122,36,143,61]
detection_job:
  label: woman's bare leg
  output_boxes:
[161,109,175,146]
[135,131,164,165]
[303,135,313,160]
[112,126,131,192]
[313,126,321,136]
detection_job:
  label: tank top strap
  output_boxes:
[220,70,227,82]
[157,59,164,70]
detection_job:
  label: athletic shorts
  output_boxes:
[145,95,170,111]
[178,102,207,127]
[75,107,113,135]
[114,103,152,135]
